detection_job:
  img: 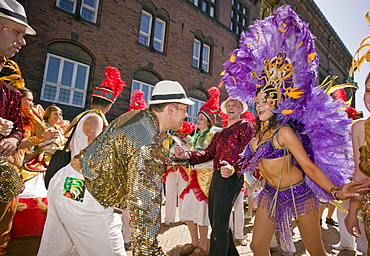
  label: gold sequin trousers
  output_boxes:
[359,190,370,256]
[0,156,23,203]
[128,147,165,256]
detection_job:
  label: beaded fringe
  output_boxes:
[255,180,320,252]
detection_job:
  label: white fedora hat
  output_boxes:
[221,97,248,114]
[0,0,36,35]
[149,80,194,105]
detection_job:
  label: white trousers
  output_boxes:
[37,164,126,256]
[229,190,244,239]
[337,199,367,254]
[164,169,187,222]
[20,172,48,198]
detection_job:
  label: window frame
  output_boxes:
[138,10,167,53]
[192,38,211,73]
[192,39,201,69]
[56,0,100,24]
[139,11,153,47]
[153,18,166,52]
[202,44,210,73]
[230,0,249,35]
[131,79,155,107]
[187,98,205,124]
[41,53,89,108]
[193,0,217,18]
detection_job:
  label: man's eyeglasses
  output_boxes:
[2,26,26,38]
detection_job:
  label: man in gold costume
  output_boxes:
[346,72,370,255]
[344,14,370,255]
[38,80,194,256]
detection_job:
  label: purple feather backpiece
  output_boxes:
[223,5,353,200]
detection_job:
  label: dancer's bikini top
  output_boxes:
[246,128,289,159]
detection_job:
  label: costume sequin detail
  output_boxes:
[0,82,23,142]
[359,190,370,251]
[81,109,165,255]
[190,120,254,175]
[0,156,24,203]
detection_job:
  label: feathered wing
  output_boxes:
[292,87,353,200]
[221,5,353,199]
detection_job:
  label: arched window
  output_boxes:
[138,2,169,53]
[41,41,94,108]
[131,68,162,106]
[188,88,208,124]
[192,30,213,73]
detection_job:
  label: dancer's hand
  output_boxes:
[220,160,234,178]
[174,145,190,159]
[43,128,59,140]
[345,209,362,237]
[0,137,18,157]
[336,178,370,200]
[0,117,14,137]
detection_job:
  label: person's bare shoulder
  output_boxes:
[276,125,299,146]
[278,125,295,137]
[82,114,104,142]
[83,114,103,130]
[351,119,365,134]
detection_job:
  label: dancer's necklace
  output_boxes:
[257,120,270,144]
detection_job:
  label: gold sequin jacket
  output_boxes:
[360,117,370,177]
[81,109,165,208]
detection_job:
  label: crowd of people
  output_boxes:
[1,1,370,256]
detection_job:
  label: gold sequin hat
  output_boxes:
[149,80,194,105]
[0,0,36,35]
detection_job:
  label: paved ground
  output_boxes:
[6,205,365,256]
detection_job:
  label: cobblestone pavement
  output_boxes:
[6,206,365,256]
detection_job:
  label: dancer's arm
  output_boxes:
[278,126,370,200]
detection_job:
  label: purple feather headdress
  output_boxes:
[220,4,318,122]
[222,5,353,200]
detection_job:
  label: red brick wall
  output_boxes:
[16,0,353,120]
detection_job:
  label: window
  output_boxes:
[138,11,166,52]
[131,80,155,106]
[41,53,89,107]
[187,98,205,124]
[192,39,211,73]
[202,44,210,71]
[56,0,99,23]
[193,0,217,18]
[230,0,249,35]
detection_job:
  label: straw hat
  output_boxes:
[0,0,36,35]
[220,97,248,114]
[149,80,194,105]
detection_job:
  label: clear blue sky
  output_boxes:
[313,0,370,117]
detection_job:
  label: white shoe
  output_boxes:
[332,244,355,251]
[164,221,172,227]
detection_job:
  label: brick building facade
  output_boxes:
[15,0,355,122]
